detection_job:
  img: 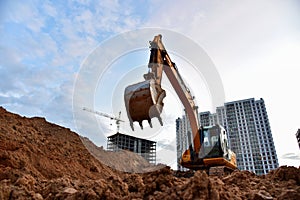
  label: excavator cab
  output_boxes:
[181,125,237,171]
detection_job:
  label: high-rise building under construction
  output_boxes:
[176,98,279,175]
[107,133,156,164]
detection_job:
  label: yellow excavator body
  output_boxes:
[123,34,237,174]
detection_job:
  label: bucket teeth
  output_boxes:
[130,122,134,131]
[139,121,143,129]
[124,79,165,131]
[148,119,153,128]
[158,117,163,126]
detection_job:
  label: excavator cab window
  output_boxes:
[211,136,219,146]
[203,130,211,147]
[203,130,219,147]
[200,126,224,158]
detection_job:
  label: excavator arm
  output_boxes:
[150,35,201,154]
[124,35,237,171]
[124,34,201,155]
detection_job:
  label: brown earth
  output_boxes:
[0,107,299,200]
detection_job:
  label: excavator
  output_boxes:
[124,34,237,175]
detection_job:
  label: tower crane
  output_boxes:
[83,107,124,133]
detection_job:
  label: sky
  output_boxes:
[1,0,300,169]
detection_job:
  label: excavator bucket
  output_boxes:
[124,79,166,131]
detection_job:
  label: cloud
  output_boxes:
[145,0,300,72]
[0,0,145,135]
[42,1,57,18]
[157,139,175,152]
[281,153,300,160]
[132,0,300,168]
[4,1,45,33]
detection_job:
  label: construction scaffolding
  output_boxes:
[107,133,156,164]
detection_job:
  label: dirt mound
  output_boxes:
[0,107,299,199]
[81,137,164,173]
[0,107,117,181]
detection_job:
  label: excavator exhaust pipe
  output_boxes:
[124,79,165,131]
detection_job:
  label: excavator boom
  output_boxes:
[124,35,237,172]
[124,35,200,149]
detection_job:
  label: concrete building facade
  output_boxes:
[176,116,193,171]
[107,133,156,164]
[176,98,279,174]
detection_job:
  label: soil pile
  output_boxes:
[81,137,164,173]
[0,107,299,200]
